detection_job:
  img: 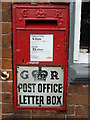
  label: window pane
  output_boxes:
[80,2,90,53]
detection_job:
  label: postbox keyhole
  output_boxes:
[22,59,25,63]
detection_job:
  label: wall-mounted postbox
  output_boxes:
[13,4,69,110]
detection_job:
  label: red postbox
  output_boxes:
[13,4,69,110]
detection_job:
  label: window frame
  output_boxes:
[73,0,89,63]
[68,1,90,83]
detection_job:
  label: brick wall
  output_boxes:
[0,1,89,120]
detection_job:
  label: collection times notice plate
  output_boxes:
[17,66,64,107]
[30,34,53,62]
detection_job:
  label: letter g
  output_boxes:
[20,70,29,79]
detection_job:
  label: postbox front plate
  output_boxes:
[17,66,64,107]
[13,4,69,110]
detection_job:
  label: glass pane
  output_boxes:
[80,2,90,53]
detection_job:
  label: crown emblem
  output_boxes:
[32,67,48,81]
[36,9,46,18]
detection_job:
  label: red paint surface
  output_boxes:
[13,4,69,110]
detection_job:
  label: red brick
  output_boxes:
[0,59,12,69]
[0,11,2,22]
[0,84,1,92]
[2,114,30,120]
[0,35,11,47]
[31,0,50,3]
[67,95,88,105]
[13,0,31,2]
[0,104,2,110]
[2,2,11,10]
[88,95,90,104]
[0,94,2,102]
[32,116,65,120]
[66,115,88,120]
[0,36,2,46]
[50,0,69,3]
[48,110,65,118]
[76,84,88,95]
[0,48,12,58]
[2,103,13,113]
[1,0,11,2]
[76,115,89,119]
[32,110,49,117]
[2,11,11,22]
[14,110,31,117]
[68,84,77,95]
[0,48,2,58]
[89,85,90,95]
[66,116,76,120]
[0,104,2,120]
[76,106,88,116]
[2,114,15,119]
[68,84,89,95]
[0,59,2,68]
[0,114,2,120]
[1,93,12,103]
[32,110,65,118]
[2,23,11,34]
[67,116,88,120]
[0,3,1,9]
[0,22,2,34]
[88,106,90,117]
[66,105,75,115]
[32,116,64,120]
[1,82,12,92]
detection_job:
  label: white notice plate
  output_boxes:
[17,66,64,107]
[30,34,53,61]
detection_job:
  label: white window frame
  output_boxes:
[73,0,90,63]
